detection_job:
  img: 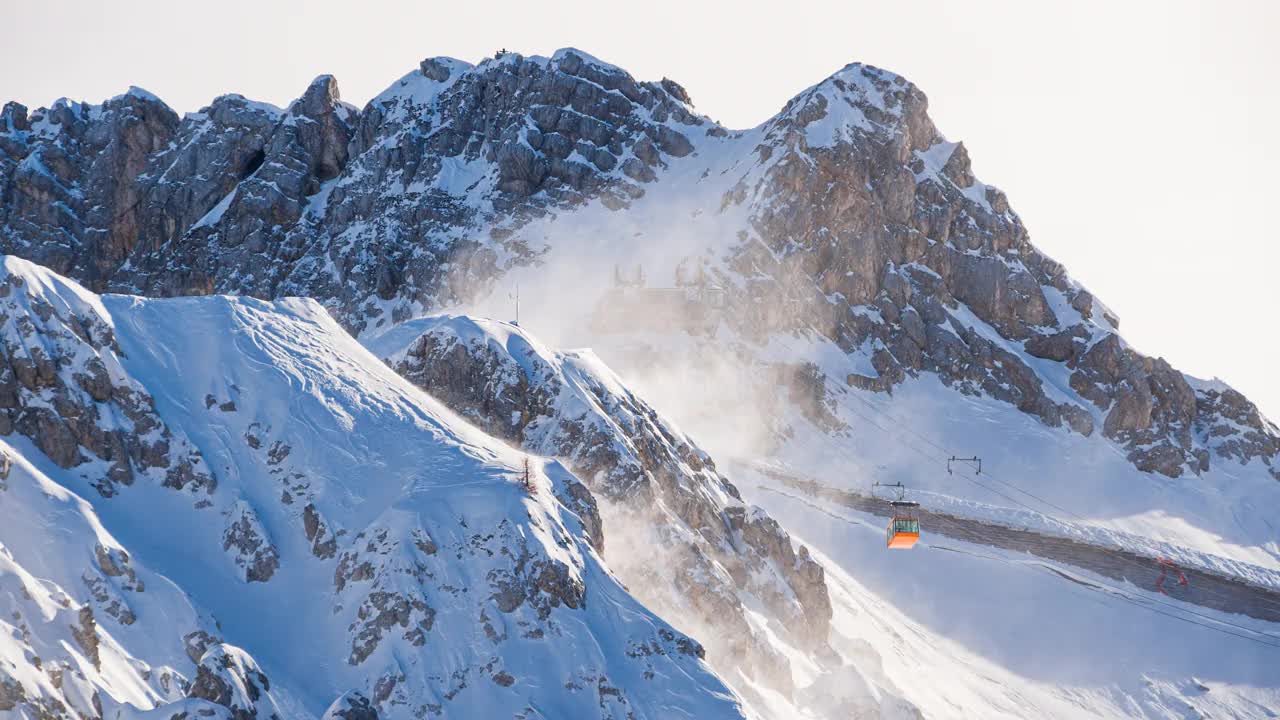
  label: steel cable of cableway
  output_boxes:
[771,344,1042,513]
[778,377,1280,625]
[826,375,1088,520]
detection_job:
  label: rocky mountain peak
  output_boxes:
[293,74,344,118]
[2,101,29,132]
[1,48,1276,484]
[770,62,929,149]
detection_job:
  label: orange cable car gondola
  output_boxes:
[874,482,921,549]
[886,500,921,549]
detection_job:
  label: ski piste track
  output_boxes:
[739,461,1280,639]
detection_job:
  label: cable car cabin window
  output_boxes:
[890,518,918,534]
[886,516,920,549]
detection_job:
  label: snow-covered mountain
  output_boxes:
[3,46,1280,718]
[0,257,747,720]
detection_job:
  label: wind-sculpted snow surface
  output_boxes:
[367,315,832,698]
[0,258,745,720]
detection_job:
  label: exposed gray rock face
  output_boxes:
[0,89,179,286]
[133,76,357,297]
[1,49,1274,484]
[322,691,379,720]
[373,315,832,693]
[1195,385,1280,471]
[83,542,144,625]
[222,502,280,583]
[1,50,700,339]
[69,606,101,670]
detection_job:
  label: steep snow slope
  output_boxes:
[0,439,231,720]
[0,257,746,720]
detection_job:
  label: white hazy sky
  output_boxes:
[4,0,1278,419]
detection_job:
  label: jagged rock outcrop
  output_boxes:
[0,89,179,286]
[322,691,379,720]
[1,50,702,339]
[712,62,1276,480]
[187,644,281,720]
[0,256,213,496]
[370,315,833,693]
[0,441,265,720]
[222,501,280,583]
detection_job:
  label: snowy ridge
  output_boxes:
[0,259,746,720]
[0,256,213,497]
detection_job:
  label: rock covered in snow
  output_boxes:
[0,256,212,496]
[0,437,257,720]
[187,643,281,720]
